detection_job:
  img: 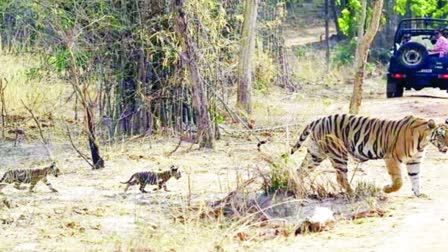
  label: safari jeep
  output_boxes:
[387,18,448,98]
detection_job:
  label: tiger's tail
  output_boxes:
[120,174,137,184]
[291,124,312,155]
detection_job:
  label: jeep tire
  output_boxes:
[386,77,403,98]
[396,42,428,70]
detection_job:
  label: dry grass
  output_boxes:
[0,52,389,251]
[0,53,72,117]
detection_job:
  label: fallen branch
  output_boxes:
[210,177,257,209]
[65,124,95,169]
[166,138,183,157]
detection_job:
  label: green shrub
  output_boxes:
[332,39,357,66]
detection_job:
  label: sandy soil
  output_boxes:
[280,89,448,252]
[1,88,448,251]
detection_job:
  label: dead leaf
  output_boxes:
[235,232,248,241]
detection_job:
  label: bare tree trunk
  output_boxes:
[349,0,383,114]
[173,0,214,149]
[237,0,259,115]
[67,45,105,169]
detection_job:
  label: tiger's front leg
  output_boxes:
[384,158,403,193]
[43,177,58,193]
[406,153,424,197]
[14,182,25,190]
[162,183,170,192]
[297,140,326,178]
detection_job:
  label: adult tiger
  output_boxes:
[290,114,448,197]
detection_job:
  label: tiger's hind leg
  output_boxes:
[123,177,138,192]
[139,183,149,193]
[384,158,403,193]
[0,183,7,192]
[320,135,353,194]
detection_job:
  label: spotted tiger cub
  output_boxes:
[289,114,448,197]
[0,161,60,193]
[121,165,181,193]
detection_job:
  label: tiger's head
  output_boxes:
[170,165,182,179]
[430,120,448,153]
[49,161,61,177]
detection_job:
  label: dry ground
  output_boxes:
[1,85,448,251]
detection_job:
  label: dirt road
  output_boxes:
[1,88,448,251]
[281,89,448,252]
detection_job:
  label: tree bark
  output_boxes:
[349,0,383,114]
[173,0,214,149]
[237,0,259,115]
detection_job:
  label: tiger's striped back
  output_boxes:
[0,162,60,193]
[122,165,181,193]
[291,114,426,162]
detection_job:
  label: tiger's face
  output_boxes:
[49,162,61,177]
[170,165,182,179]
[413,119,437,152]
[430,124,448,153]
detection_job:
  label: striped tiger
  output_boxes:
[0,161,60,193]
[121,165,181,193]
[290,114,448,197]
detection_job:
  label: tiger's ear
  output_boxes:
[428,119,436,129]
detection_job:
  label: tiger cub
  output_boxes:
[121,165,181,193]
[0,161,60,193]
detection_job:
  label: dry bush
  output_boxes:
[0,54,71,116]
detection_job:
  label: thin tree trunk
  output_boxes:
[354,0,367,64]
[237,0,259,115]
[330,0,343,39]
[173,0,214,149]
[349,0,384,114]
[67,45,105,169]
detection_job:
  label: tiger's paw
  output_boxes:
[415,192,430,199]
[383,185,393,193]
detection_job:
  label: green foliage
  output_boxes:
[293,46,308,57]
[266,162,291,194]
[332,39,357,66]
[337,0,362,38]
[47,48,69,73]
[25,66,44,81]
[394,0,448,17]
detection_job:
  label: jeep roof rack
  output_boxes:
[394,18,448,44]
